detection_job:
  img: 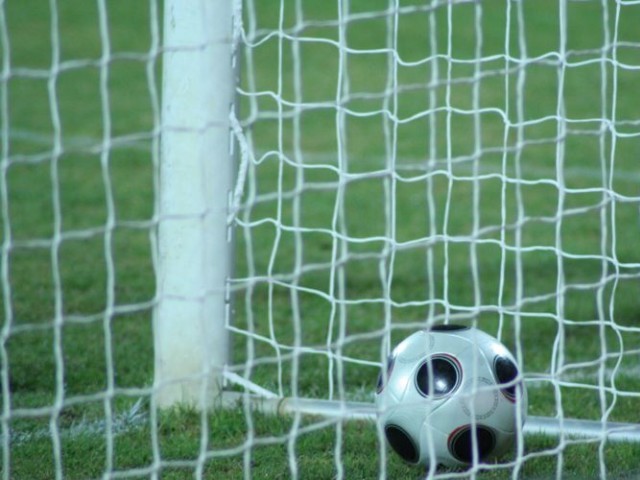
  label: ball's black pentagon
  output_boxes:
[429,324,470,332]
[448,425,496,464]
[376,355,396,394]
[385,424,419,464]
[415,355,461,397]
[494,355,519,401]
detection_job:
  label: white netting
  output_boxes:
[1,0,161,478]
[231,0,640,477]
[1,0,640,478]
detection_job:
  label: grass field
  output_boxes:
[2,0,640,478]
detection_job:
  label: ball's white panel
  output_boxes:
[392,330,432,365]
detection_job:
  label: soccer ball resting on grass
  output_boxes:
[375,325,527,467]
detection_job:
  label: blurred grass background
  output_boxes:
[1,0,640,478]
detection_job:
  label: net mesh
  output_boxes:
[231,0,640,476]
[1,0,640,478]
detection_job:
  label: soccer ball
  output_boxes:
[375,325,527,467]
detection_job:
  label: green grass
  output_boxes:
[2,0,640,478]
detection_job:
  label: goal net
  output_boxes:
[2,0,640,478]
[226,0,640,476]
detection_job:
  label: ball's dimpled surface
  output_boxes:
[385,424,419,463]
[415,354,461,397]
[494,355,519,401]
[448,425,497,463]
[430,324,471,332]
[376,325,527,468]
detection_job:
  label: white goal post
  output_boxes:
[153,0,640,467]
[154,0,236,408]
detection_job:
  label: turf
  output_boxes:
[2,0,640,479]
